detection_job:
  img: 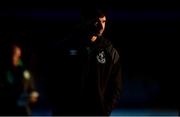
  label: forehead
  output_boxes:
[99,16,106,21]
[13,46,21,52]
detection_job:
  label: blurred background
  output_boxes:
[0,0,179,116]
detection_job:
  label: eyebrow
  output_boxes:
[100,18,106,22]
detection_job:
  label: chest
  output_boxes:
[66,47,111,65]
[62,46,113,79]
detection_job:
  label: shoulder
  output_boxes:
[102,37,120,64]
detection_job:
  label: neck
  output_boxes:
[90,36,97,42]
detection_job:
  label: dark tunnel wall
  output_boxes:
[0,0,179,110]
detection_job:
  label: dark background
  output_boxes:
[0,0,179,113]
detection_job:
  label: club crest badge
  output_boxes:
[96,50,106,64]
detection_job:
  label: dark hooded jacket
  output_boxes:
[47,33,122,116]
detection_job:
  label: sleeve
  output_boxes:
[104,47,123,114]
[23,69,36,92]
[23,69,39,100]
[17,68,39,107]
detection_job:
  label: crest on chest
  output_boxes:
[96,50,106,64]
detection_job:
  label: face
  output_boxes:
[12,46,21,66]
[94,16,106,37]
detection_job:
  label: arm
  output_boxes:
[23,70,39,103]
[104,47,123,114]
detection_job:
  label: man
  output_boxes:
[47,8,122,116]
[0,43,39,115]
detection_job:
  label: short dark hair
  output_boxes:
[80,8,107,21]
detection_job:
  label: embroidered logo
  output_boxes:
[69,49,78,56]
[96,50,106,64]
